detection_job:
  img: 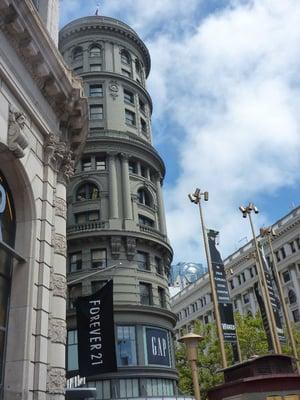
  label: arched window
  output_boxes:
[288,289,297,304]
[121,50,131,65]
[76,183,99,201]
[89,46,101,58]
[137,188,152,207]
[73,46,83,61]
[135,59,142,74]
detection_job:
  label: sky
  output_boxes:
[60,0,300,265]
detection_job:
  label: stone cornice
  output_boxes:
[0,0,88,158]
[59,16,151,78]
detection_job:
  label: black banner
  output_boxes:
[254,281,273,350]
[145,327,170,366]
[75,280,117,377]
[208,230,237,344]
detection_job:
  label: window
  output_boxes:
[141,118,147,133]
[96,156,106,170]
[89,46,101,58]
[87,381,111,400]
[145,379,174,397]
[124,89,134,104]
[68,283,82,309]
[234,299,238,309]
[139,98,146,113]
[91,280,107,293]
[243,292,250,304]
[67,330,78,371]
[281,247,286,259]
[293,309,300,322]
[73,46,83,61]
[154,257,163,275]
[140,282,153,305]
[290,241,296,253]
[82,157,91,171]
[241,272,246,283]
[204,315,209,324]
[90,64,102,72]
[138,215,154,227]
[158,287,166,308]
[75,211,99,224]
[296,238,300,250]
[116,326,137,366]
[125,109,136,125]
[122,69,131,78]
[282,270,291,283]
[69,252,82,272]
[89,84,103,97]
[288,289,297,305]
[137,188,152,207]
[141,165,147,178]
[91,249,106,269]
[237,275,241,285]
[229,280,234,289]
[115,379,139,399]
[135,59,142,74]
[128,161,137,174]
[90,104,103,120]
[249,267,254,278]
[121,50,131,65]
[137,251,149,271]
[275,251,280,262]
[76,182,99,201]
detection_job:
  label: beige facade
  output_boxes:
[171,207,300,338]
[0,1,87,399]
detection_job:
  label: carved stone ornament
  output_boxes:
[47,367,65,394]
[109,80,119,100]
[111,236,121,259]
[54,197,67,219]
[44,134,75,182]
[52,233,67,257]
[49,317,66,345]
[126,237,136,260]
[50,273,67,299]
[8,105,28,158]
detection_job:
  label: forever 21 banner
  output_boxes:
[208,230,237,344]
[75,280,117,377]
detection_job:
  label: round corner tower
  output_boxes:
[59,16,177,398]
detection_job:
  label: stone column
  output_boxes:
[120,153,132,220]
[249,289,257,315]
[156,173,167,235]
[108,152,118,219]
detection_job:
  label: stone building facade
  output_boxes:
[0,0,87,399]
[59,16,178,399]
[171,207,300,338]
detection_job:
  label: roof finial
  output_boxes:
[95,2,100,16]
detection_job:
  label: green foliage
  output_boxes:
[281,322,300,358]
[235,312,268,360]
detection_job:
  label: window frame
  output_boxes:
[89,104,103,120]
[91,248,107,269]
[89,84,103,97]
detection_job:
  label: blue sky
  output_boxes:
[60,0,300,264]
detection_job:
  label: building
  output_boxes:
[0,0,88,399]
[59,16,178,399]
[171,207,300,338]
[169,262,206,291]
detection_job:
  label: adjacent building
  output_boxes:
[59,16,178,399]
[171,207,300,338]
[0,0,88,399]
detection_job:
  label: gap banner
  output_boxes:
[75,280,117,377]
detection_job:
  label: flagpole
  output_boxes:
[68,262,122,285]
[189,189,227,369]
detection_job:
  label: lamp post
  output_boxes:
[188,189,227,368]
[239,203,281,354]
[178,333,203,400]
[260,227,299,371]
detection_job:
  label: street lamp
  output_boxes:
[239,203,281,354]
[260,227,299,372]
[188,188,227,368]
[178,333,204,400]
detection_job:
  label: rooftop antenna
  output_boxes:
[95,2,100,16]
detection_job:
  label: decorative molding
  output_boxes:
[54,197,67,219]
[45,134,75,182]
[50,273,67,299]
[47,367,65,395]
[52,233,67,256]
[48,317,66,345]
[108,80,119,100]
[126,237,136,260]
[110,236,121,259]
[7,105,28,158]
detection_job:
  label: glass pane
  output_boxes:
[117,326,137,366]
